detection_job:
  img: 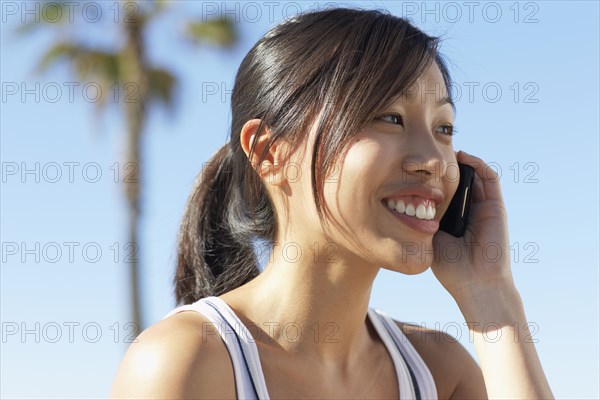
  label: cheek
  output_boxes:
[443,157,461,200]
[323,139,386,222]
[344,137,388,180]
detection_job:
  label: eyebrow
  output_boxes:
[384,92,456,114]
[437,95,456,113]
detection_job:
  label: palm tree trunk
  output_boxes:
[121,0,147,337]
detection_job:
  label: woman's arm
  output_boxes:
[110,312,235,399]
[455,282,554,399]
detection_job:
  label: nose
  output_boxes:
[401,134,446,183]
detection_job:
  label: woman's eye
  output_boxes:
[377,114,404,126]
[436,124,454,136]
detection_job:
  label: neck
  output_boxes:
[224,239,381,369]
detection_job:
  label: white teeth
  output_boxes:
[396,199,406,213]
[385,198,436,220]
[426,205,435,219]
[387,199,396,210]
[416,204,426,219]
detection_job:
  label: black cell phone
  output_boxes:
[439,162,475,237]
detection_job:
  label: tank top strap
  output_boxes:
[367,307,419,400]
[369,308,438,400]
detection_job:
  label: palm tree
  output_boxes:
[17,0,237,336]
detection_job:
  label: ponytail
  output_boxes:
[174,143,275,305]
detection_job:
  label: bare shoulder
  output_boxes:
[110,311,236,399]
[393,320,487,400]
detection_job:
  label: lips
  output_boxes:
[381,185,445,234]
[382,185,445,208]
[382,200,440,234]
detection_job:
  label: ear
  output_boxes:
[240,119,288,186]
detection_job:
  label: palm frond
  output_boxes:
[37,42,120,81]
[185,18,237,48]
[147,67,177,111]
[15,1,71,34]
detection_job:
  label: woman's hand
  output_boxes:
[430,150,516,304]
[430,150,555,399]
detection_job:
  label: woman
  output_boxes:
[111,8,554,399]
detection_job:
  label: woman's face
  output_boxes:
[289,62,459,274]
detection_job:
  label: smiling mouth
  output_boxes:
[382,197,437,220]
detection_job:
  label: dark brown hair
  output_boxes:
[174,7,453,305]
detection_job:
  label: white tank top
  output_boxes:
[162,296,438,399]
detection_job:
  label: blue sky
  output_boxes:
[1,1,599,398]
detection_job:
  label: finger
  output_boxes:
[456,150,504,202]
[449,152,483,202]
[453,150,484,201]
[471,170,485,203]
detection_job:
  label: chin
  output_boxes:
[382,256,432,275]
